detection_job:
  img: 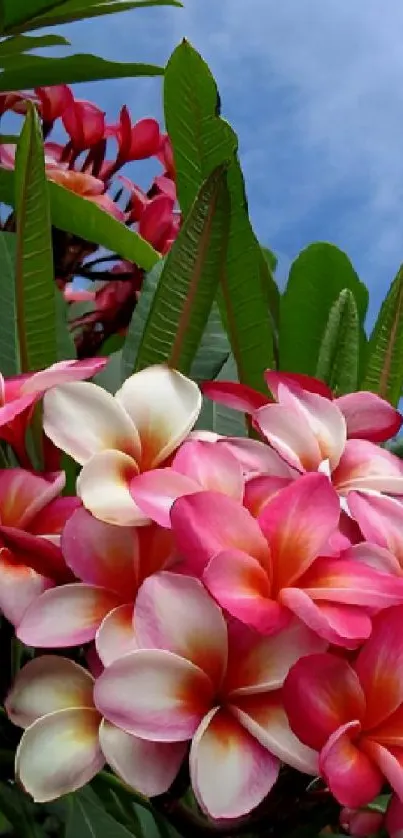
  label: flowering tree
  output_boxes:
[1,2,403,838]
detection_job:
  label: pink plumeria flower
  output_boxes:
[6,655,184,802]
[386,795,403,837]
[42,364,202,526]
[130,439,244,527]
[47,168,124,220]
[35,85,73,123]
[0,469,79,626]
[284,606,403,809]
[107,107,161,163]
[62,98,105,151]
[17,509,174,658]
[94,572,325,820]
[0,358,107,466]
[345,492,403,577]
[340,807,384,836]
[170,472,403,646]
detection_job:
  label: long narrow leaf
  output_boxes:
[0,231,19,375]
[0,54,163,90]
[315,288,359,395]
[14,102,57,372]
[123,166,230,376]
[0,33,69,58]
[362,265,403,406]
[1,0,68,30]
[13,0,182,32]
[0,168,160,271]
[164,41,276,391]
[196,354,247,437]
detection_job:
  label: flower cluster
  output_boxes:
[4,362,403,831]
[0,87,180,356]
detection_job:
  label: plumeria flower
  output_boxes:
[130,438,244,527]
[0,470,79,626]
[203,371,403,501]
[47,169,124,220]
[340,807,384,836]
[6,655,185,802]
[0,358,107,466]
[385,795,403,838]
[106,106,161,164]
[35,85,73,124]
[16,508,174,660]
[62,98,105,151]
[42,364,202,526]
[283,606,403,809]
[94,572,325,820]
[170,472,403,646]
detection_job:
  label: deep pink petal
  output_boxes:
[61,507,138,598]
[173,439,244,500]
[17,584,121,647]
[170,492,270,577]
[280,588,372,647]
[320,721,383,807]
[0,469,65,529]
[30,496,81,536]
[128,118,161,160]
[299,557,403,608]
[203,549,287,635]
[201,381,269,414]
[94,649,214,742]
[243,475,293,518]
[361,741,403,802]
[190,706,279,820]
[336,391,402,443]
[354,606,403,728]
[258,473,340,590]
[342,542,402,576]
[385,793,403,837]
[348,492,403,568]
[218,437,296,478]
[135,572,228,687]
[0,526,69,582]
[264,370,333,399]
[99,721,186,796]
[130,468,199,528]
[333,440,403,495]
[283,653,365,751]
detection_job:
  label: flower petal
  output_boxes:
[96,604,138,667]
[224,617,327,696]
[16,708,103,802]
[264,370,333,399]
[258,473,340,590]
[231,691,319,774]
[283,653,366,750]
[219,437,296,478]
[336,391,402,443]
[21,358,108,395]
[243,475,293,518]
[43,381,140,465]
[30,496,81,537]
[253,403,321,471]
[342,542,402,576]
[354,606,403,728]
[0,548,52,626]
[190,706,279,820]
[17,584,121,647]
[362,742,403,801]
[299,557,403,608]
[115,365,201,470]
[77,450,144,527]
[130,469,199,528]
[201,380,269,414]
[320,722,383,808]
[135,573,228,687]
[348,492,403,568]
[281,588,372,647]
[385,793,403,838]
[62,507,139,598]
[0,469,65,529]
[170,492,270,577]
[203,549,287,635]
[332,440,403,495]
[94,649,214,742]
[6,656,94,728]
[99,720,187,797]
[173,439,244,500]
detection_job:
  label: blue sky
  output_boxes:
[18,1,403,325]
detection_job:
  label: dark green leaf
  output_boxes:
[1,0,68,30]
[125,165,231,375]
[0,33,69,59]
[0,53,163,90]
[362,264,403,406]
[261,245,278,273]
[94,350,122,393]
[0,168,160,271]
[0,231,19,375]
[190,303,230,381]
[197,354,247,437]
[66,788,137,838]
[16,0,182,32]
[55,287,76,361]
[14,102,57,372]
[0,133,19,142]
[0,781,42,838]
[121,259,164,382]
[315,288,359,395]
[279,242,368,376]
[164,41,275,391]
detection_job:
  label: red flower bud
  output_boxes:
[35,85,73,123]
[62,99,105,151]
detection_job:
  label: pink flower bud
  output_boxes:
[62,99,105,151]
[138,194,176,251]
[35,85,73,122]
[340,807,384,836]
[157,132,175,178]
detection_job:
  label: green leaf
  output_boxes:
[362,264,403,406]
[0,33,69,59]
[0,781,42,838]
[164,41,275,391]
[315,288,359,395]
[0,231,19,375]
[66,788,136,838]
[125,165,231,376]
[0,53,163,90]
[121,259,164,381]
[55,287,76,361]
[197,354,247,437]
[279,242,368,376]
[190,303,230,381]
[0,168,160,271]
[15,0,182,32]
[261,245,278,274]
[14,102,57,372]
[1,0,68,30]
